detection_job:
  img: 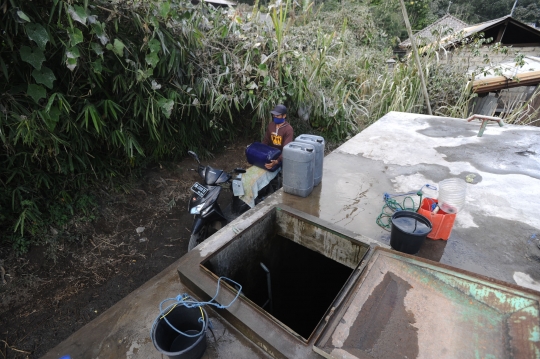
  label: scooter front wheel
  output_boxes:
[188,221,223,251]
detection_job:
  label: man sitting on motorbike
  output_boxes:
[262,104,294,170]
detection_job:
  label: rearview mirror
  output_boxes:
[188,150,200,164]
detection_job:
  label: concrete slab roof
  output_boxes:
[43,112,540,358]
[282,112,540,284]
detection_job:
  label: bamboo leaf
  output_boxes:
[45,93,57,112]
[20,46,45,70]
[27,84,46,103]
[102,100,122,120]
[111,130,126,147]
[17,10,31,22]
[14,211,26,235]
[25,23,49,50]
[126,131,145,157]
[0,56,9,81]
[80,103,103,134]
[40,107,60,131]
[32,66,56,89]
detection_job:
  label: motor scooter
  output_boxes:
[186,151,245,251]
[187,150,282,251]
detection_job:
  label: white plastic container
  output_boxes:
[282,142,315,197]
[294,134,325,186]
[438,178,467,214]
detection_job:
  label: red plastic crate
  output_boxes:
[417,198,456,240]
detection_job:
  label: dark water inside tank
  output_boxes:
[203,234,353,340]
[392,217,431,235]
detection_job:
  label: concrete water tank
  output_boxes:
[294,134,324,186]
[282,142,315,197]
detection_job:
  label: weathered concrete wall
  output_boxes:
[276,210,368,269]
[205,209,276,294]
[438,45,540,73]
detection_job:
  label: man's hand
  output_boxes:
[265,160,279,169]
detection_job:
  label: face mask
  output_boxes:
[273,117,285,124]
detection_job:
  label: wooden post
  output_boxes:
[399,0,433,115]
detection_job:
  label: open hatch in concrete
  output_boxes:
[178,205,373,358]
[200,206,369,342]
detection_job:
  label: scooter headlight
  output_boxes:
[190,203,205,214]
[201,205,212,216]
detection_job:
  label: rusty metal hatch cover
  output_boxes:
[314,248,540,359]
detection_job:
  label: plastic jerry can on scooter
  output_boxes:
[245,142,282,172]
[282,142,315,197]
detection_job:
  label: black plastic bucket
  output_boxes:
[390,211,432,254]
[151,304,208,359]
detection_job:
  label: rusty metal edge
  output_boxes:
[314,246,540,354]
[376,247,540,298]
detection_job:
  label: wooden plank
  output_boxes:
[473,70,540,93]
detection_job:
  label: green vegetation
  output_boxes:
[1,0,537,255]
[1,0,234,253]
[370,0,433,42]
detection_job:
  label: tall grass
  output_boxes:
[504,88,540,126]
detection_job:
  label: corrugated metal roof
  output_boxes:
[399,14,468,48]
[457,15,512,40]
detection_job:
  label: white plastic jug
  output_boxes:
[438,178,467,214]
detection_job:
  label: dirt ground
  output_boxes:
[0,140,252,359]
